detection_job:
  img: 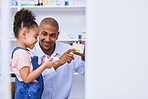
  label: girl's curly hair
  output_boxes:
[13,8,38,38]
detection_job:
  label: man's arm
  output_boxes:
[74,55,85,77]
[53,49,75,70]
[39,48,76,78]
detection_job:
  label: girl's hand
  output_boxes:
[43,57,59,69]
[32,79,38,83]
[41,56,44,65]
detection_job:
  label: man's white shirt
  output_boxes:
[30,41,85,99]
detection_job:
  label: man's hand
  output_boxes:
[59,49,75,65]
[53,49,75,70]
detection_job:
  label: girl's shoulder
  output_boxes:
[14,48,28,54]
[12,49,32,64]
[13,49,30,59]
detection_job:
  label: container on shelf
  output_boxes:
[43,0,48,6]
[10,0,18,6]
[56,0,64,6]
[49,0,56,6]
[38,0,43,6]
[21,0,38,6]
[81,28,86,39]
[64,0,69,6]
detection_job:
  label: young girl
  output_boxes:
[11,8,58,99]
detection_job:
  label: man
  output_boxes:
[31,17,85,99]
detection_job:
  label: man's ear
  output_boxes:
[56,32,60,40]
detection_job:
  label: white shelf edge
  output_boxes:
[9,38,86,42]
[0,6,18,9]
[9,71,79,75]
[21,5,85,8]
[9,38,16,41]
[57,39,86,41]
[9,71,15,74]
[9,5,85,9]
[10,6,18,8]
[9,5,85,12]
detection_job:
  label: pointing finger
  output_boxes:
[65,49,75,54]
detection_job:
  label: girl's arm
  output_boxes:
[19,58,58,84]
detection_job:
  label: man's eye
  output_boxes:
[50,34,56,37]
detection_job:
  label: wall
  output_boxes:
[86,0,148,99]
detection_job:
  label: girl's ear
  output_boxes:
[22,28,28,39]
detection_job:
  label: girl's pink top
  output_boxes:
[11,49,33,81]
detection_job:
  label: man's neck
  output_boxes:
[44,48,54,56]
[40,44,55,56]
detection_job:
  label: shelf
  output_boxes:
[9,38,86,42]
[9,5,85,12]
[57,39,86,42]
[9,38,16,41]
[0,6,18,11]
[10,6,18,9]
[23,5,85,12]
[10,71,79,78]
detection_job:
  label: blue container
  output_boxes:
[78,35,82,39]
[65,1,69,6]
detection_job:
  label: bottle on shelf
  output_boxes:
[64,0,69,6]
[81,28,86,39]
[10,0,18,6]
[56,0,64,6]
[43,0,49,6]
[21,0,38,6]
[38,0,43,6]
[78,34,82,39]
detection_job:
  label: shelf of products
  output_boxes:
[22,6,85,11]
[9,38,86,42]
[10,6,85,12]
[9,0,86,41]
[10,0,86,11]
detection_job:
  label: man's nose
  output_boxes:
[45,36,50,42]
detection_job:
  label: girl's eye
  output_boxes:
[35,34,39,38]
